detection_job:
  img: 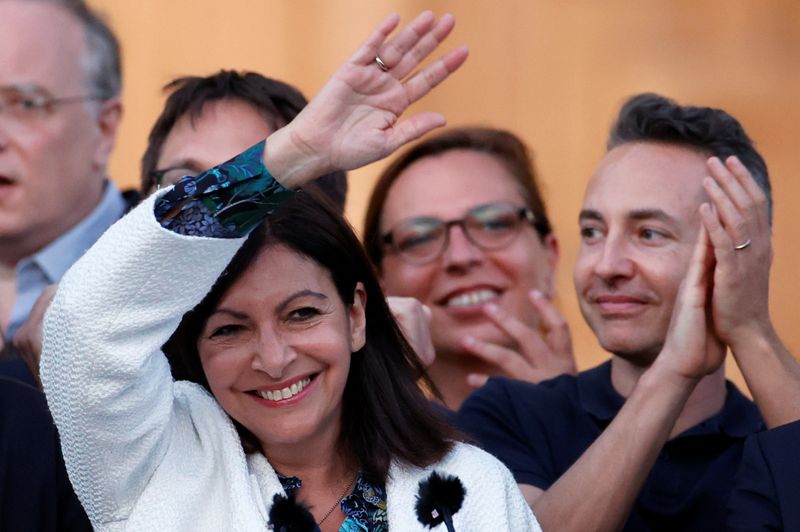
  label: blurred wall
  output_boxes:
[92,0,800,390]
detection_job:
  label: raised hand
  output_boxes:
[702,156,800,428]
[700,156,773,345]
[266,12,468,187]
[462,290,576,387]
[387,296,436,367]
[653,223,724,382]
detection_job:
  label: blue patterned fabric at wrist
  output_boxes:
[154,140,294,238]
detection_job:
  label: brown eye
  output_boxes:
[288,307,321,321]
[208,324,244,338]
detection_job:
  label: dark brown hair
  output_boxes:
[164,191,457,483]
[363,126,553,270]
[140,71,346,211]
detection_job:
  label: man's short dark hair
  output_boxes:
[140,70,347,212]
[608,93,772,222]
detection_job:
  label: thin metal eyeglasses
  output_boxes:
[381,202,536,265]
[0,84,106,125]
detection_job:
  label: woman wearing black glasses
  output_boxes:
[363,127,577,410]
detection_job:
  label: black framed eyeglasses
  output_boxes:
[381,202,536,265]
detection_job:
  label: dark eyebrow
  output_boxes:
[579,208,677,225]
[276,290,328,314]
[628,208,677,224]
[208,290,328,322]
[207,308,249,321]
[578,209,604,223]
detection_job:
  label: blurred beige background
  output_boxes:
[92,0,800,390]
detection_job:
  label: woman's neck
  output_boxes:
[261,415,352,481]
[261,422,357,529]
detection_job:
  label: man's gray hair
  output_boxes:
[24,0,122,99]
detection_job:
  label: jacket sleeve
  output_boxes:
[40,192,245,524]
[39,141,291,526]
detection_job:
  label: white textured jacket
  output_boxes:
[41,194,540,532]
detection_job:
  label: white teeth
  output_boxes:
[446,289,498,308]
[256,377,312,402]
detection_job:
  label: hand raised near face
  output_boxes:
[266,11,468,187]
[700,156,773,347]
[461,290,576,387]
[653,225,726,383]
[387,296,436,367]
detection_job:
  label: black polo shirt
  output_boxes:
[457,361,764,531]
[727,419,800,531]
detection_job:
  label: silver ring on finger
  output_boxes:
[734,238,752,250]
[374,55,389,72]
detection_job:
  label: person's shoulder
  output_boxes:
[444,440,514,469]
[387,442,540,530]
[0,377,51,427]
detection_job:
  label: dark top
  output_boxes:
[727,419,800,531]
[457,361,764,531]
[0,377,91,531]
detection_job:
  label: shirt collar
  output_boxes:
[577,360,763,438]
[28,181,126,283]
[578,360,624,423]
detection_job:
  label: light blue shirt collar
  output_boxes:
[7,181,127,338]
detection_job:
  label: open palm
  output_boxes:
[284,12,468,177]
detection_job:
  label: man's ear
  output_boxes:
[92,98,122,172]
[349,282,367,352]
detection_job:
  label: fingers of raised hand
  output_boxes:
[681,222,714,306]
[387,296,436,366]
[462,335,536,381]
[402,45,468,104]
[705,156,770,246]
[481,303,549,360]
[702,177,747,253]
[383,111,447,154]
[528,290,574,360]
[725,156,770,218]
[349,13,401,64]
[466,373,490,389]
[384,13,456,79]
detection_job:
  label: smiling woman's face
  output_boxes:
[378,149,558,362]
[197,244,366,452]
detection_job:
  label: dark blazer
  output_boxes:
[0,377,91,531]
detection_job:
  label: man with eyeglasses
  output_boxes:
[0,0,133,386]
[459,93,800,530]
